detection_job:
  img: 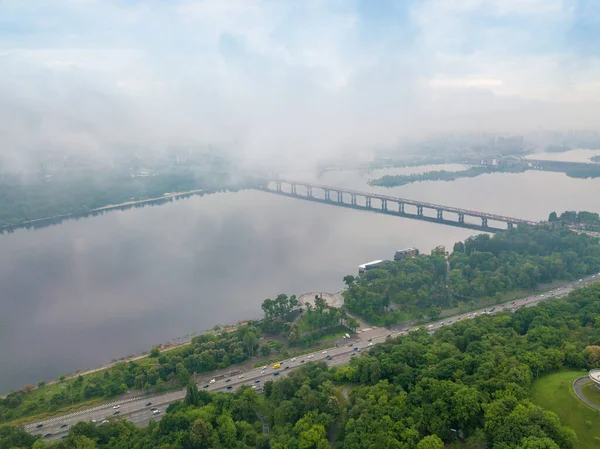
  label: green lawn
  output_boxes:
[530,370,600,449]
[580,380,600,408]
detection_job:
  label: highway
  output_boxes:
[26,274,600,441]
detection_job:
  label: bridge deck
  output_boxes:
[271,179,536,225]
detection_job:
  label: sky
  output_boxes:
[1,0,600,166]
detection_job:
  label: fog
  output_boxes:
[1,0,599,172]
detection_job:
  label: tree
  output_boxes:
[584,345,600,366]
[150,346,160,357]
[548,212,558,222]
[343,275,355,287]
[417,435,444,449]
[184,383,199,406]
[190,418,213,449]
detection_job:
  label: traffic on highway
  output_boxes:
[27,274,599,441]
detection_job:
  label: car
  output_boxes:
[300,360,305,363]
[579,279,583,282]
[251,385,257,389]
[260,370,265,374]
[255,379,261,383]
[541,294,545,297]
[467,314,472,317]
[102,420,109,424]
[91,419,97,423]
[61,435,68,439]
[146,402,152,406]
[36,424,43,429]
[351,353,356,357]
[227,386,233,390]
[153,410,161,415]
[428,325,434,329]
[307,354,314,359]
[348,343,353,347]
[322,351,327,354]
[368,338,372,342]
[113,405,120,409]
[113,411,120,415]
[274,372,280,376]
[225,378,231,383]
[368,342,373,346]
[457,317,461,320]
[44,433,52,438]
[262,366,267,370]
[151,407,157,411]
[291,358,296,362]
[285,366,290,370]
[60,424,68,428]
[353,347,359,351]
[447,320,453,324]
[238,374,244,379]
[490,308,495,312]
[209,379,216,384]
[203,384,209,388]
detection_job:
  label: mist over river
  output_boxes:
[2,159,600,393]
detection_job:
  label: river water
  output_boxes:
[2,153,600,393]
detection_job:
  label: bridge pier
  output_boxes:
[382,199,387,211]
[366,196,372,208]
[458,213,465,224]
[276,181,282,192]
[437,209,443,220]
[307,186,312,197]
[507,222,514,229]
[481,217,488,228]
[417,205,423,216]
[398,202,405,213]
[337,191,343,203]
[324,189,331,201]
[351,193,357,205]
[291,184,297,195]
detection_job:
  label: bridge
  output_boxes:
[258,179,537,232]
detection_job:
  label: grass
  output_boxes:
[580,380,600,408]
[530,370,600,449]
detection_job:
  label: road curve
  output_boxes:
[572,377,600,411]
[26,274,600,441]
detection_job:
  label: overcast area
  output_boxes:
[1,0,599,169]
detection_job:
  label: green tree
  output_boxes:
[150,346,160,357]
[417,435,444,449]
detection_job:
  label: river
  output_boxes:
[2,154,600,393]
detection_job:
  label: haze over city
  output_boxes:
[1,0,600,170]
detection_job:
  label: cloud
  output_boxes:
[0,0,599,170]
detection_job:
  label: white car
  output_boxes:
[153,410,161,415]
[239,374,244,379]
[113,405,120,409]
[101,420,109,424]
[307,354,314,359]
[428,325,434,329]
[209,379,216,384]
[91,419,97,423]
[262,366,267,370]
[291,358,296,362]
[322,351,327,354]
[260,370,265,374]
[368,342,373,346]
[467,314,472,317]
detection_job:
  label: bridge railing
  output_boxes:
[268,179,537,225]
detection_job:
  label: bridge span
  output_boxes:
[258,179,537,232]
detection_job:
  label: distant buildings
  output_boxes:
[394,248,419,261]
[358,260,389,274]
[431,245,446,255]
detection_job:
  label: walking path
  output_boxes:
[572,377,600,411]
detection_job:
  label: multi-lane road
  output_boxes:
[27,274,600,441]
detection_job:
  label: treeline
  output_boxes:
[344,223,600,325]
[6,284,600,448]
[369,166,495,187]
[564,165,600,179]
[0,326,262,423]
[0,169,261,229]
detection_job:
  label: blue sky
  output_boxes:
[0,0,599,164]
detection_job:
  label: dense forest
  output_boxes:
[5,283,600,448]
[343,224,600,325]
[0,169,260,229]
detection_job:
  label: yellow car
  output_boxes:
[272,363,281,369]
